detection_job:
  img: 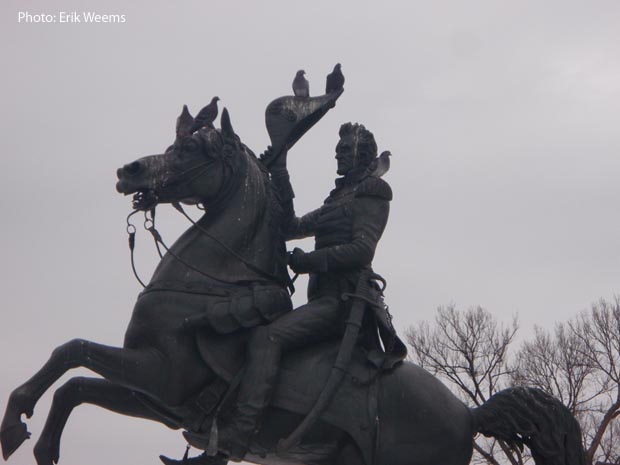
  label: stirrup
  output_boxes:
[184,426,248,462]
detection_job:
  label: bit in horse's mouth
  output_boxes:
[132,189,159,211]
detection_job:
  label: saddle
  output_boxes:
[187,330,384,465]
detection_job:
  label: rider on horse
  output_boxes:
[0,86,586,465]
[197,122,407,461]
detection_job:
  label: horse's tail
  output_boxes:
[471,387,585,465]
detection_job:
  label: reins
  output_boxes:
[123,142,292,292]
[171,201,288,285]
[126,209,146,287]
[125,202,291,292]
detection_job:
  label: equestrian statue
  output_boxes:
[1,67,585,465]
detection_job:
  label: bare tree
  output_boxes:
[569,298,620,465]
[406,305,520,465]
[595,417,620,465]
[408,298,620,465]
[513,323,595,414]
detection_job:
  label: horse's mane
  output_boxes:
[239,143,283,224]
[197,125,288,283]
[240,142,288,283]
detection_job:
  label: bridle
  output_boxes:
[124,156,293,292]
[126,202,292,292]
[130,158,214,212]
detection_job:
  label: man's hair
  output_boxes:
[339,122,377,166]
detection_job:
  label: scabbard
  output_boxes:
[278,269,372,452]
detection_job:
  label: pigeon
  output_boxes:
[176,104,194,138]
[325,63,345,94]
[292,70,309,97]
[370,151,391,177]
[191,96,220,132]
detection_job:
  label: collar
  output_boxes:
[334,166,367,189]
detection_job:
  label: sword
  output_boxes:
[277,268,376,452]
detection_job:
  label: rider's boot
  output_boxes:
[186,327,281,462]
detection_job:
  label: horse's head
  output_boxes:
[116,104,244,210]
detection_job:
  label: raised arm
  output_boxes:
[270,150,320,240]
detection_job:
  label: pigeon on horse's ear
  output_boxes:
[191,97,220,133]
[176,105,194,139]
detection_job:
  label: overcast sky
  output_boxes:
[1,1,619,464]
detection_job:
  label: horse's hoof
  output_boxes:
[160,452,224,465]
[0,421,31,460]
[7,389,34,419]
[159,455,180,465]
[34,440,59,465]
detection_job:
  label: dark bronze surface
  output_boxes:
[0,69,585,465]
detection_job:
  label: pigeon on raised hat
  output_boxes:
[292,70,309,97]
[325,63,345,94]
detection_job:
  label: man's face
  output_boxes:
[335,135,358,175]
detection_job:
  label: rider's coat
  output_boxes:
[282,168,392,300]
[273,167,407,370]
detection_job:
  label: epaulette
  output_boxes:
[355,176,393,201]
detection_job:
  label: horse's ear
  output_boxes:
[176,105,194,138]
[220,107,236,140]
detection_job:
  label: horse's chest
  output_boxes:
[129,290,213,330]
[127,284,291,338]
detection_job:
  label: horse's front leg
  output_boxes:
[0,339,94,459]
[33,376,180,465]
[1,338,209,459]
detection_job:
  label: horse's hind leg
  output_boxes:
[33,377,179,465]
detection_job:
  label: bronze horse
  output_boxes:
[1,104,585,465]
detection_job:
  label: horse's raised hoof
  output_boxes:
[34,438,60,465]
[0,422,31,460]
